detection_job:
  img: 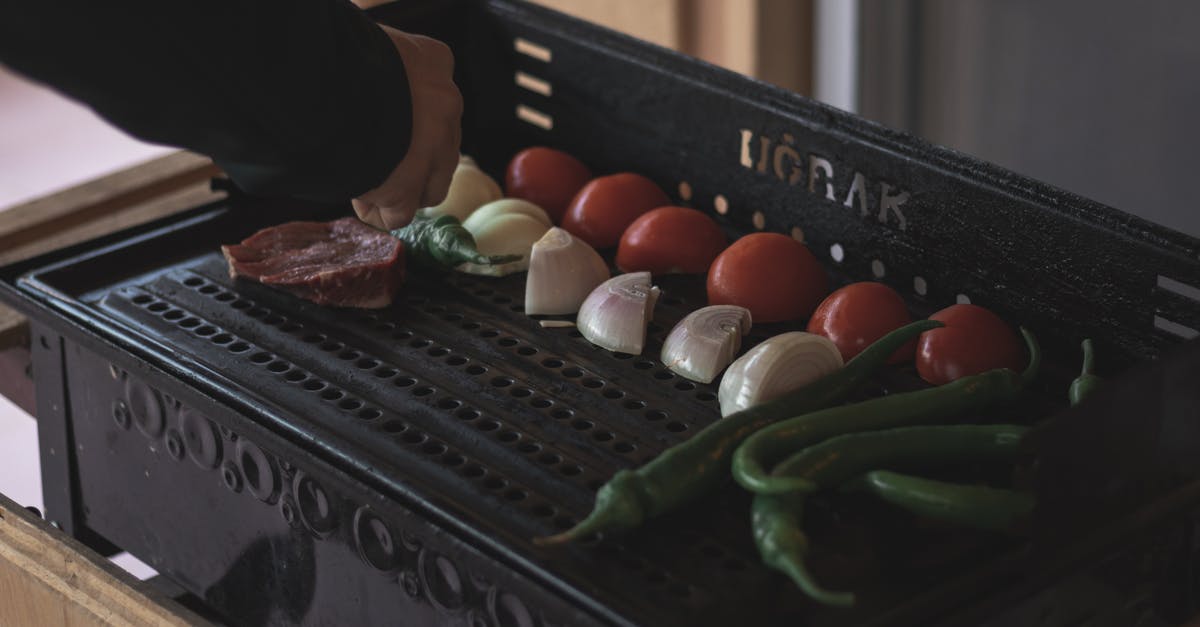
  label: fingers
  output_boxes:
[352,198,384,229]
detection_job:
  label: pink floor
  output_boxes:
[0,66,170,579]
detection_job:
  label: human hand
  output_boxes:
[353,26,463,230]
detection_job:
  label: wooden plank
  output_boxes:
[0,152,219,258]
[530,0,683,49]
[0,492,211,627]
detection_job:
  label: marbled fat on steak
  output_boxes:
[222,217,405,308]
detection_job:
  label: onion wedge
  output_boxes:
[718,332,843,416]
[661,306,752,383]
[577,272,660,355]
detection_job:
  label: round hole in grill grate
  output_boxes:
[603,388,625,399]
[358,408,382,421]
[413,386,435,397]
[538,453,561,465]
[163,310,184,321]
[592,431,614,442]
[302,380,326,392]
[321,389,344,401]
[284,370,306,383]
[427,347,449,357]
[214,292,235,302]
[490,377,513,388]
[479,329,500,338]
[182,278,204,288]
[653,370,674,380]
[696,391,717,402]
[465,364,487,376]
[437,398,462,410]
[455,408,480,421]
[301,333,324,343]
[541,358,563,368]
[461,464,485,478]
[231,300,252,310]
[382,420,407,434]
[623,400,646,410]
[559,465,582,476]
[613,353,634,360]
[194,325,217,337]
[263,314,286,326]
[179,318,201,329]
[483,477,507,490]
[338,349,361,361]
[551,408,573,420]
[570,419,593,431]
[422,442,447,456]
[442,313,464,322]
[614,441,636,453]
[562,367,584,378]
[510,388,532,398]
[504,489,527,501]
[516,346,538,356]
[246,308,269,319]
[645,410,668,422]
[582,378,604,389]
[338,399,363,411]
[198,285,219,295]
[516,442,540,454]
[666,421,689,432]
[320,341,343,352]
[530,398,552,409]
[375,322,396,332]
[441,453,465,467]
[497,430,519,443]
[633,360,654,370]
[409,339,432,349]
[446,355,468,366]
[498,338,518,347]
[355,358,379,370]
[460,322,481,331]
[267,361,290,373]
[476,420,500,432]
[228,342,250,353]
[675,381,696,391]
[211,333,234,345]
[374,367,397,378]
[401,432,427,445]
[393,330,413,340]
[394,376,417,388]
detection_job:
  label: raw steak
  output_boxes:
[222,217,405,308]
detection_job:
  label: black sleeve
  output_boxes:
[0,0,412,202]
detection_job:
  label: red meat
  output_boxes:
[222,217,404,308]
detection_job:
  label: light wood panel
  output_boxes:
[0,492,209,627]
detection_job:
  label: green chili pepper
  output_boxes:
[1068,339,1102,407]
[844,470,1034,535]
[390,214,519,269]
[752,424,1029,607]
[732,328,1040,495]
[533,320,944,547]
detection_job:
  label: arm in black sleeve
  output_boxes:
[0,0,412,202]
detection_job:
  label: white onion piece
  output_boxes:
[463,199,552,233]
[577,272,660,355]
[718,332,843,417]
[525,227,611,315]
[661,305,752,384]
[418,159,502,222]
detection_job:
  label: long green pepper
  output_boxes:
[732,328,1040,495]
[534,319,944,546]
[390,214,518,269]
[844,470,1034,535]
[753,424,1030,607]
[1068,339,1102,406]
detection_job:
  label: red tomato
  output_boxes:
[561,173,670,249]
[505,147,592,224]
[616,206,726,274]
[706,233,828,323]
[916,304,1025,385]
[807,282,914,363]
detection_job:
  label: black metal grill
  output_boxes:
[3,0,1200,625]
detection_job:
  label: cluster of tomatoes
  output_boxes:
[504,147,1026,386]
